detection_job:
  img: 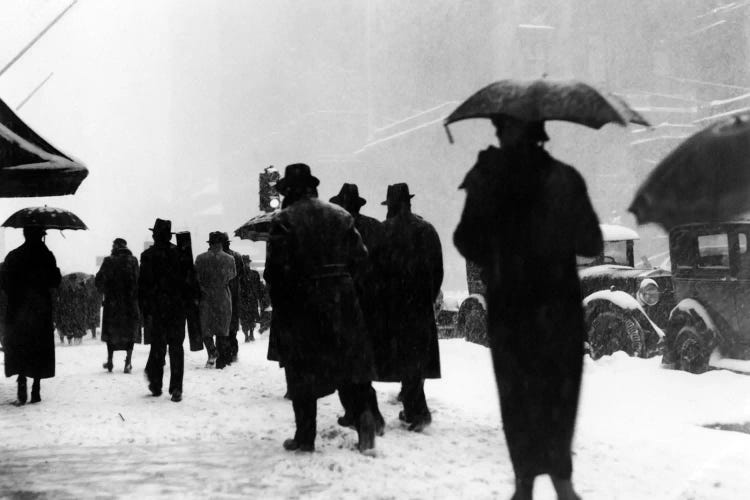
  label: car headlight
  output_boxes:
[638,283,661,306]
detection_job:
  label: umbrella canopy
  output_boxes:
[444,79,649,141]
[2,206,88,230]
[235,212,276,242]
[629,112,750,230]
[0,96,88,197]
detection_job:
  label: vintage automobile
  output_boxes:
[458,224,674,356]
[580,224,674,359]
[662,221,750,374]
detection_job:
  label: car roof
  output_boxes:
[670,220,750,233]
[600,224,639,242]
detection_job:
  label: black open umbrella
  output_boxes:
[235,212,275,242]
[2,206,87,230]
[0,96,88,197]
[629,112,750,230]
[444,78,649,142]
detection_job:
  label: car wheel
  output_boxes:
[587,310,644,360]
[675,325,709,374]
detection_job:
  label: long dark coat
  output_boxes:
[239,266,262,326]
[194,248,236,337]
[351,213,388,376]
[138,242,189,343]
[265,196,375,399]
[380,211,443,381]
[55,273,91,339]
[95,248,140,350]
[453,145,602,481]
[2,240,62,379]
[225,248,244,335]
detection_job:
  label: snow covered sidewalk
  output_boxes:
[2,336,750,499]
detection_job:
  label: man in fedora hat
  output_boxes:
[219,232,245,363]
[329,182,386,435]
[139,218,190,402]
[195,232,237,369]
[265,163,378,453]
[380,183,443,432]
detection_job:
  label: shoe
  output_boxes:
[149,384,162,397]
[15,379,27,406]
[398,410,412,423]
[103,361,113,372]
[337,414,355,429]
[282,438,314,452]
[30,393,41,404]
[170,390,182,402]
[205,355,216,368]
[11,399,26,407]
[375,415,386,437]
[231,354,238,363]
[124,363,132,374]
[407,413,432,432]
[357,411,376,452]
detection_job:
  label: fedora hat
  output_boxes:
[381,183,415,206]
[330,183,366,208]
[207,231,224,244]
[275,163,320,195]
[149,218,172,234]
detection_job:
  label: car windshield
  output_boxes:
[577,240,630,267]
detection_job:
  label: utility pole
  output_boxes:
[0,0,78,79]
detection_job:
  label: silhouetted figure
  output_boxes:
[195,232,236,369]
[55,273,91,344]
[221,233,244,363]
[95,238,140,374]
[265,163,377,453]
[454,115,603,500]
[380,183,443,432]
[329,182,386,435]
[139,218,190,402]
[239,254,262,342]
[2,226,62,406]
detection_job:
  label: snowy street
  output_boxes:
[2,335,750,499]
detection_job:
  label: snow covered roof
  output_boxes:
[601,224,640,242]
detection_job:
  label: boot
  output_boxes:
[30,379,41,404]
[283,438,314,452]
[13,376,27,406]
[103,360,113,372]
[124,350,133,373]
[357,410,376,453]
[205,354,216,368]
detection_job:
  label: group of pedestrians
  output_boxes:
[264,163,444,453]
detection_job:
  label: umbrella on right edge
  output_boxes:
[235,212,276,242]
[629,112,750,230]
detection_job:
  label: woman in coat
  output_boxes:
[95,238,140,373]
[454,115,602,500]
[2,227,62,405]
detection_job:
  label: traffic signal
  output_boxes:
[259,166,281,212]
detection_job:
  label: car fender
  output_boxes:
[667,298,719,344]
[583,289,664,339]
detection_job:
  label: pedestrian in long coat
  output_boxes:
[265,163,377,453]
[84,275,102,339]
[453,115,603,500]
[380,183,443,432]
[55,273,90,344]
[95,238,140,374]
[195,231,236,369]
[239,254,262,342]
[221,233,244,362]
[2,227,62,405]
[139,218,190,402]
[330,182,386,434]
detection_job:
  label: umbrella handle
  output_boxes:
[443,124,454,144]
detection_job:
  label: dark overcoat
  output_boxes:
[239,266,262,326]
[453,145,602,480]
[55,273,90,339]
[265,197,375,399]
[138,242,188,343]
[380,211,443,381]
[351,213,388,376]
[95,248,140,350]
[2,240,62,379]
[225,248,244,335]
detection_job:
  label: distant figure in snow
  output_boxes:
[2,226,62,406]
[95,238,140,374]
[195,232,236,369]
[239,254,262,342]
[379,183,443,432]
[220,232,244,362]
[454,114,603,500]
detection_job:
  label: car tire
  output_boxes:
[674,325,709,374]
[587,310,644,360]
